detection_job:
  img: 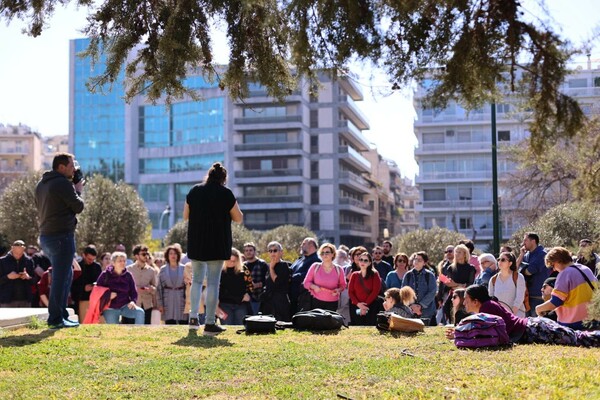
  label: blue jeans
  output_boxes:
[527,297,545,317]
[189,260,223,325]
[40,232,75,326]
[103,305,145,324]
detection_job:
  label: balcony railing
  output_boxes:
[234,142,303,151]
[339,223,372,233]
[233,115,302,124]
[338,145,371,170]
[338,120,370,150]
[339,197,373,211]
[246,221,304,230]
[416,142,492,152]
[235,169,303,178]
[418,171,493,180]
[239,195,303,204]
[338,94,370,128]
[339,171,370,188]
[419,200,493,209]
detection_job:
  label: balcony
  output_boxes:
[339,223,372,236]
[338,94,370,129]
[560,86,600,98]
[233,115,303,131]
[338,145,371,172]
[232,90,302,104]
[339,197,373,214]
[338,120,370,151]
[339,75,364,100]
[239,195,303,204]
[416,170,493,183]
[418,200,493,210]
[0,148,29,155]
[246,221,304,231]
[234,168,303,178]
[338,171,371,194]
[415,142,492,155]
[234,142,303,152]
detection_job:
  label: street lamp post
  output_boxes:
[159,205,172,233]
[491,102,500,256]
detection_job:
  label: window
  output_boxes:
[311,212,320,230]
[459,217,473,230]
[243,106,286,118]
[422,132,444,144]
[244,132,287,144]
[311,161,319,179]
[423,189,445,201]
[498,130,511,141]
[594,77,600,87]
[311,186,319,204]
[310,109,319,128]
[568,78,587,88]
[497,103,511,113]
[458,187,472,200]
[310,135,318,153]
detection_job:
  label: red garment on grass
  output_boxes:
[83,286,111,324]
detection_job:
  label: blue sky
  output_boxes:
[0,1,598,180]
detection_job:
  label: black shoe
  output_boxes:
[188,318,200,331]
[203,324,226,336]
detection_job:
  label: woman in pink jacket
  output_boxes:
[303,243,346,312]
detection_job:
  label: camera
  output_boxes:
[72,160,84,185]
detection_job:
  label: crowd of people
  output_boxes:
[2,155,599,346]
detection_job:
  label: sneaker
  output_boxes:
[203,324,226,336]
[188,317,200,330]
[63,319,80,327]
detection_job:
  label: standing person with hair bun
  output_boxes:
[184,162,243,336]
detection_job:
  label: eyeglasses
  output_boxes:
[452,295,459,300]
[498,258,509,262]
[359,258,370,263]
[268,249,279,253]
[321,251,333,255]
[139,253,148,257]
[445,250,454,253]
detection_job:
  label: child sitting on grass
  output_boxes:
[383,287,419,318]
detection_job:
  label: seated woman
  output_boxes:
[218,248,253,325]
[383,287,418,318]
[348,252,382,326]
[260,241,291,322]
[157,245,187,325]
[96,252,145,324]
[450,288,470,325]
[303,243,346,312]
[445,284,600,347]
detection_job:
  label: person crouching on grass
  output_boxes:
[96,252,145,324]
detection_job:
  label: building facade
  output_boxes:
[413,65,600,248]
[0,123,43,191]
[69,39,411,245]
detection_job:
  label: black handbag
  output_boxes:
[237,314,277,334]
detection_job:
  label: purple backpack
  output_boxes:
[454,313,510,348]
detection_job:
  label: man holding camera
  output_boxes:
[35,153,84,329]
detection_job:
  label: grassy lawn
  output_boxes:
[1,323,599,399]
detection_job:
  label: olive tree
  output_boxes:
[0,171,43,245]
[257,224,317,257]
[164,220,254,254]
[391,227,468,267]
[76,174,149,254]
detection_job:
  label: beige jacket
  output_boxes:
[127,263,158,309]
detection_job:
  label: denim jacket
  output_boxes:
[402,268,437,318]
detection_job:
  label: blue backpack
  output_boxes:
[454,313,510,348]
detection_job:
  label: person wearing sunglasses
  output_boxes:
[302,243,346,312]
[348,252,382,326]
[449,288,469,325]
[259,242,291,321]
[488,252,527,317]
[126,244,158,325]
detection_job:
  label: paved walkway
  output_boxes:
[0,308,75,330]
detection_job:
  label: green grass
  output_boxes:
[1,324,599,399]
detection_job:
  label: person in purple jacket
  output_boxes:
[96,252,145,324]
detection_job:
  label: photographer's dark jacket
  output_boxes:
[35,170,84,235]
[0,253,35,303]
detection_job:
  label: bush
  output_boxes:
[391,227,468,266]
[0,171,43,245]
[509,202,600,252]
[257,225,318,256]
[76,175,149,254]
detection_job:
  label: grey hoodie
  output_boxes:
[35,170,84,235]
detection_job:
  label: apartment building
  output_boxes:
[413,65,600,247]
[0,123,43,191]
[69,38,410,246]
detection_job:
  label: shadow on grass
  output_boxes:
[172,330,234,348]
[0,329,57,347]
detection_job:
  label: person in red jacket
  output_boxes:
[348,252,382,326]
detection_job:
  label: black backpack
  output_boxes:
[292,308,347,331]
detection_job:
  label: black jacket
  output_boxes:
[0,253,35,303]
[35,170,84,235]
